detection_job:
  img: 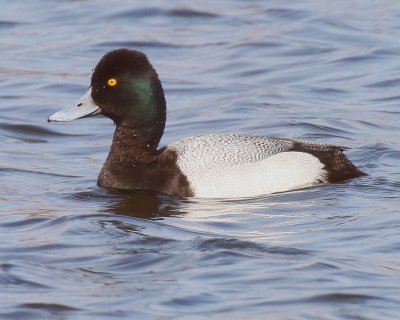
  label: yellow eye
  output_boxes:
[107,78,117,87]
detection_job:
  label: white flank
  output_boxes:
[169,134,327,198]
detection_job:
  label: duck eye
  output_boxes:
[107,78,118,87]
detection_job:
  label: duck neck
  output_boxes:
[106,122,162,166]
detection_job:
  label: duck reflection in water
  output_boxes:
[100,189,185,219]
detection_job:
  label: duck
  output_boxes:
[48,48,365,198]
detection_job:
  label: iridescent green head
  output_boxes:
[91,49,166,133]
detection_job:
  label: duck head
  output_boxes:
[48,49,166,144]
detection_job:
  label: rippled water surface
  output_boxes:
[1,1,400,319]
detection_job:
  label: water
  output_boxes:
[1,1,399,319]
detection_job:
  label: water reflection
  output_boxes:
[74,189,186,219]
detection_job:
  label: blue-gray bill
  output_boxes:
[47,88,100,122]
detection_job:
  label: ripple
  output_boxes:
[4,135,47,143]
[193,238,313,257]
[0,21,21,28]
[264,8,310,20]
[365,78,400,88]
[358,143,400,163]
[371,94,400,102]
[194,237,266,252]
[0,167,79,178]
[231,40,285,49]
[310,17,364,32]
[96,41,186,50]
[110,7,218,19]
[307,293,381,303]
[0,123,71,137]
[169,8,218,18]
[309,86,349,95]
[293,121,352,136]
[282,46,335,57]
[0,263,50,289]
[330,53,383,64]
[19,303,79,312]
[300,262,339,270]
[0,217,48,229]
[109,7,164,18]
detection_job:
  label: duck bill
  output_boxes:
[48,88,101,122]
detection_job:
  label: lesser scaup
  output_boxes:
[48,48,365,198]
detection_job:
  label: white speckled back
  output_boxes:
[168,134,327,198]
[169,134,293,167]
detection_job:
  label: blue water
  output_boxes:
[1,1,400,319]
